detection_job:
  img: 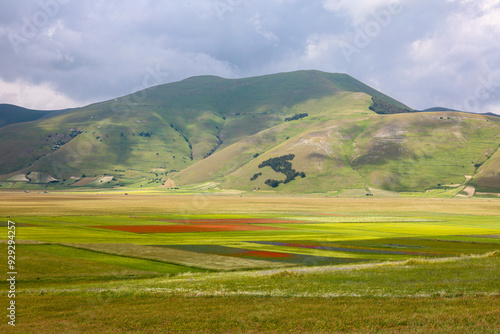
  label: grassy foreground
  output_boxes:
[1,192,499,333]
[8,295,500,333]
[3,254,499,333]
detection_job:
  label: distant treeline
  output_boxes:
[369,97,413,115]
[285,113,308,122]
[251,154,306,188]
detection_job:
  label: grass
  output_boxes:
[3,254,499,333]
[3,191,500,216]
[26,252,498,298]
[0,193,499,332]
[0,243,156,282]
[22,244,201,276]
[60,243,286,270]
[3,295,497,334]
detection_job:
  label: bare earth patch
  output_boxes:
[70,177,98,186]
[463,186,476,197]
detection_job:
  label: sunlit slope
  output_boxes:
[2,70,499,194]
[175,108,500,193]
[352,112,500,192]
[473,146,500,192]
[173,92,374,189]
[0,103,194,179]
[0,70,408,180]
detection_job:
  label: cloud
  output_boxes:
[399,0,500,111]
[322,0,404,25]
[0,78,80,110]
[0,1,244,106]
[249,14,279,44]
[0,0,499,114]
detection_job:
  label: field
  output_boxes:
[1,192,499,333]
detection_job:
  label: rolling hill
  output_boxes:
[0,104,70,128]
[0,70,499,195]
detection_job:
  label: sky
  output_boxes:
[1,0,500,114]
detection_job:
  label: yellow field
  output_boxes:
[2,191,500,217]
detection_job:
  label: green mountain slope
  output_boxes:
[0,70,499,194]
[0,104,69,128]
[176,98,500,193]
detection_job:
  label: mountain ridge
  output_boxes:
[0,104,72,128]
[0,70,499,195]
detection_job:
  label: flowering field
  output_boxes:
[1,193,499,332]
[9,202,500,271]
[162,244,363,265]
[94,223,288,233]
[93,218,312,233]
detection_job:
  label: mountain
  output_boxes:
[0,104,70,128]
[420,107,500,118]
[0,70,499,195]
[419,107,463,112]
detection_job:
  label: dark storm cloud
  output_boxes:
[0,0,499,113]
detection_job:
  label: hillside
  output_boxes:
[0,70,499,195]
[176,102,500,194]
[0,104,69,128]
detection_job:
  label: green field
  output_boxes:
[1,193,499,333]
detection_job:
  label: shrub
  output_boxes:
[250,173,262,181]
[265,179,281,188]
[285,113,308,122]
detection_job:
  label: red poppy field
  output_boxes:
[94,220,290,233]
[163,218,304,224]
[93,217,302,233]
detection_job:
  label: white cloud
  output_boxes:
[0,78,81,110]
[402,0,500,112]
[0,0,499,115]
[249,14,279,44]
[408,1,500,67]
[323,0,404,25]
[484,101,500,114]
[304,34,340,61]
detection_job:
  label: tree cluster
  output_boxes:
[369,97,413,115]
[69,129,83,138]
[253,154,306,188]
[285,113,308,122]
